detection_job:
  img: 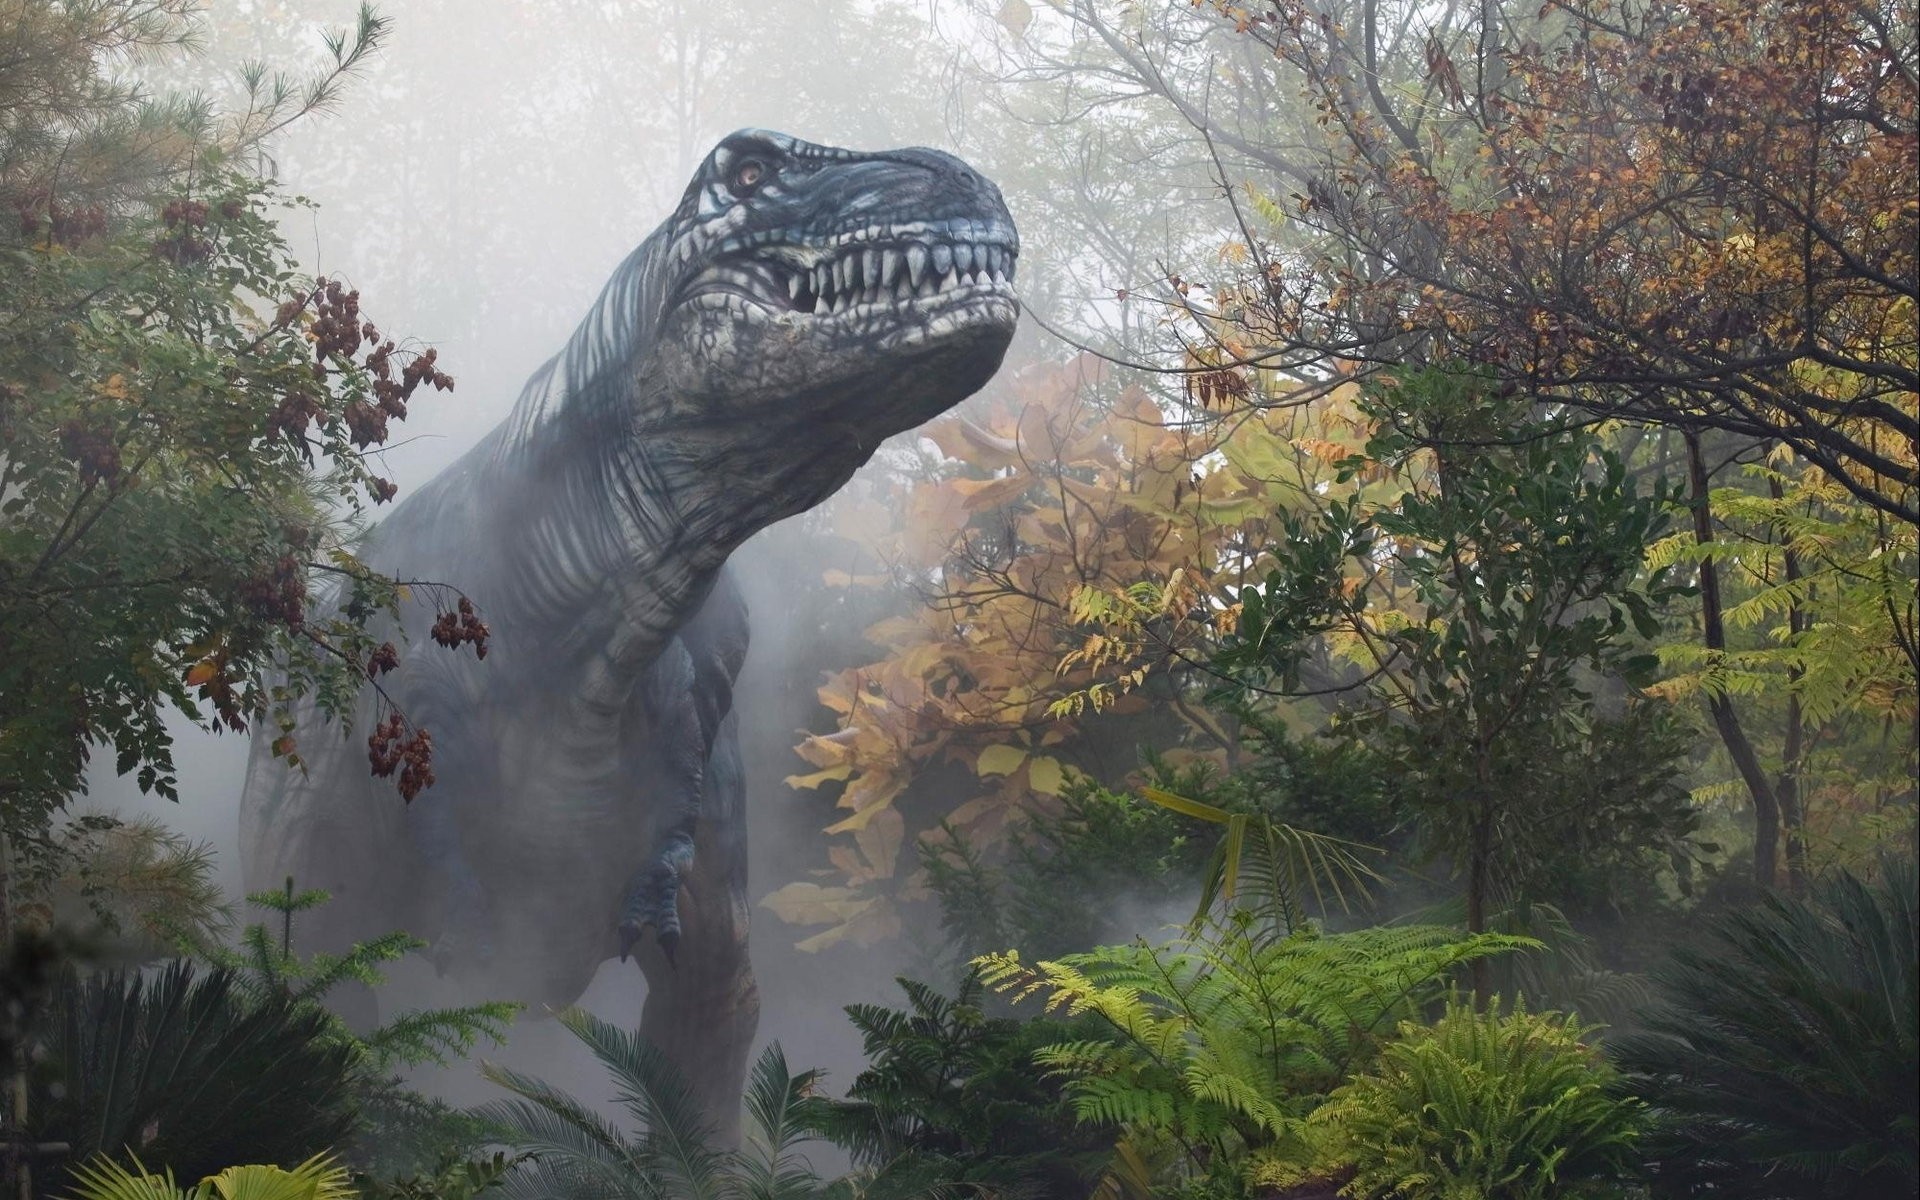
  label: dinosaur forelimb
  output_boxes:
[617,637,708,964]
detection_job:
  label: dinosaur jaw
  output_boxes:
[654,232,1020,430]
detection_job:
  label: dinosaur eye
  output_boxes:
[729,159,768,198]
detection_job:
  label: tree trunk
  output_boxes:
[1686,431,1783,889]
[0,830,26,1200]
[1466,742,1493,1002]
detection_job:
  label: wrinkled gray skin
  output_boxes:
[240,130,1018,1127]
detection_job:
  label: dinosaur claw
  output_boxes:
[617,858,686,966]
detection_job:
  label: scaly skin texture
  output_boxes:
[239,130,1018,1128]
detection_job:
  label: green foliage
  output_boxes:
[1315,998,1644,1200]
[1136,785,1377,934]
[1213,369,1696,935]
[354,1153,532,1200]
[920,769,1214,963]
[1613,858,1919,1198]
[0,0,455,860]
[477,1008,827,1200]
[975,919,1536,1184]
[194,881,519,1173]
[201,880,518,1074]
[921,731,1391,966]
[66,1153,355,1200]
[29,960,362,1184]
[806,975,1113,1195]
[12,815,228,965]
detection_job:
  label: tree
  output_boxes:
[0,5,471,1187]
[0,1,464,885]
[1110,370,1698,989]
[1169,0,1916,523]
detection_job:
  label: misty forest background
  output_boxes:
[0,1,1914,1198]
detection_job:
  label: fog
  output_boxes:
[75,0,1260,1136]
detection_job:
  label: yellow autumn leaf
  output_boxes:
[1027,755,1065,795]
[976,744,1028,776]
[784,764,852,790]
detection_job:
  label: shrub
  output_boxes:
[1315,998,1643,1200]
[31,962,362,1184]
[1612,858,1918,1198]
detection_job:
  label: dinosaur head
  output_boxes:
[650,130,1019,444]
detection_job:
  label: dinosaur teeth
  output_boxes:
[906,244,929,289]
[931,243,953,276]
[954,244,974,274]
[882,248,903,290]
[863,248,882,291]
[787,273,803,303]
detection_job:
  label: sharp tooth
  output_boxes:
[787,273,803,303]
[932,243,953,276]
[992,268,1007,286]
[814,265,829,299]
[906,244,929,288]
[881,248,903,289]
[986,246,1002,275]
[939,267,957,292]
[954,244,974,274]
[863,249,881,290]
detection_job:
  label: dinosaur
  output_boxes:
[239,130,1018,1125]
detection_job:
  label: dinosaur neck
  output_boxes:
[472,359,861,695]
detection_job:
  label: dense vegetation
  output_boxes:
[1,0,1912,1198]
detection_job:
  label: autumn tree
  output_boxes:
[938,0,1915,894]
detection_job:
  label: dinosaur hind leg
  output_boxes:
[634,709,757,1144]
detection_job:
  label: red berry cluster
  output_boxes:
[58,420,121,484]
[368,712,435,800]
[365,641,400,678]
[307,277,455,450]
[238,554,307,628]
[430,596,490,660]
[265,388,324,440]
[155,198,213,264]
[14,190,106,245]
[310,278,367,361]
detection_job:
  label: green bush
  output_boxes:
[1613,858,1918,1198]
[30,961,362,1186]
[1316,998,1643,1200]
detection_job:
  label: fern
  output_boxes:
[1315,997,1644,1200]
[975,919,1535,1175]
[477,1012,831,1200]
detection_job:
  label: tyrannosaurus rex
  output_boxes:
[239,130,1018,1122]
